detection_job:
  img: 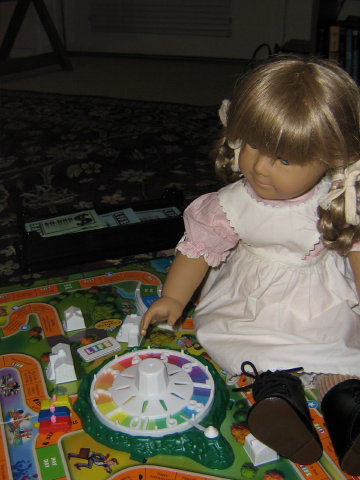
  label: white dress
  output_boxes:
[177,178,360,376]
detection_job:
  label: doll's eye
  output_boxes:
[278,158,290,166]
[249,144,257,150]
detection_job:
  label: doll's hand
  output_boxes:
[140,296,184,336]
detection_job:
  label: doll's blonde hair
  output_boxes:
[214,55,360,254]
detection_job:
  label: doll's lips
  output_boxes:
[252,176,271,188]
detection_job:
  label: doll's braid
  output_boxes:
[318,162,360,255]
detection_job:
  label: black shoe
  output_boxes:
[237,361,323,465]
[321,379,360,475]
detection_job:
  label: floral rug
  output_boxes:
[0,89,223,287]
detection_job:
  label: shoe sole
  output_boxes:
[341,432,360,475]
[247,396,322,465]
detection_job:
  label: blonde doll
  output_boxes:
[141,56,360,474]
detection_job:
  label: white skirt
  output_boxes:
[194,245,360,376]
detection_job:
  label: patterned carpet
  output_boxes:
[0,89,223,287]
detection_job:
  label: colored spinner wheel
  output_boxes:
[74,347,234,469]
[90,348,214,436]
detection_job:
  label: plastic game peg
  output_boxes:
[50,415,56,423]
[183,362,194,373]
[204,426,219,438]
[180,415,218,438]
[50,405,55,413]
[52,394,57,402]
[132,353,140,364]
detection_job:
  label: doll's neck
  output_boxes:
[244,179,319,207]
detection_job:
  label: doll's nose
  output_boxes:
[253,154,272,176]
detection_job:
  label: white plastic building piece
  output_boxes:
[244,433,279,466]
[46,343,77,384]
[116,314,143,347]
[63,306,86,332]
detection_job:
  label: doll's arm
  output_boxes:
[140,252,209,335]
[349,251,360,298]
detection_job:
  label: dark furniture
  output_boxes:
[0,0,72,75]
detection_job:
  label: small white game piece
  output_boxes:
[63,306,86,332]
[46,343,77,384]
[156,322,174,331]
[244,433,279,466]
[116,314,143,347]
[204,426,219,438]
[77,337,121,362]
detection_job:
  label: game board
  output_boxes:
[0,258,358,480]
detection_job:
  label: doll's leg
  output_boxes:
[240,362,322,465]
[320,377,360,475]
[316,373,359,401]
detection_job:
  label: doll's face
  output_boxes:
[238,144,327,200]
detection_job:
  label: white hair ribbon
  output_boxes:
[319,159,360,226]
[219,99,242,172]
[219,99,231,127]
[232,147,241,172]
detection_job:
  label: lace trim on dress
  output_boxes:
[176,193,239,267]
[218,178,332,260]
[177,237,230,267]
[244,180,323,208]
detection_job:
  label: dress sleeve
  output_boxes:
[177,192,239,267]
